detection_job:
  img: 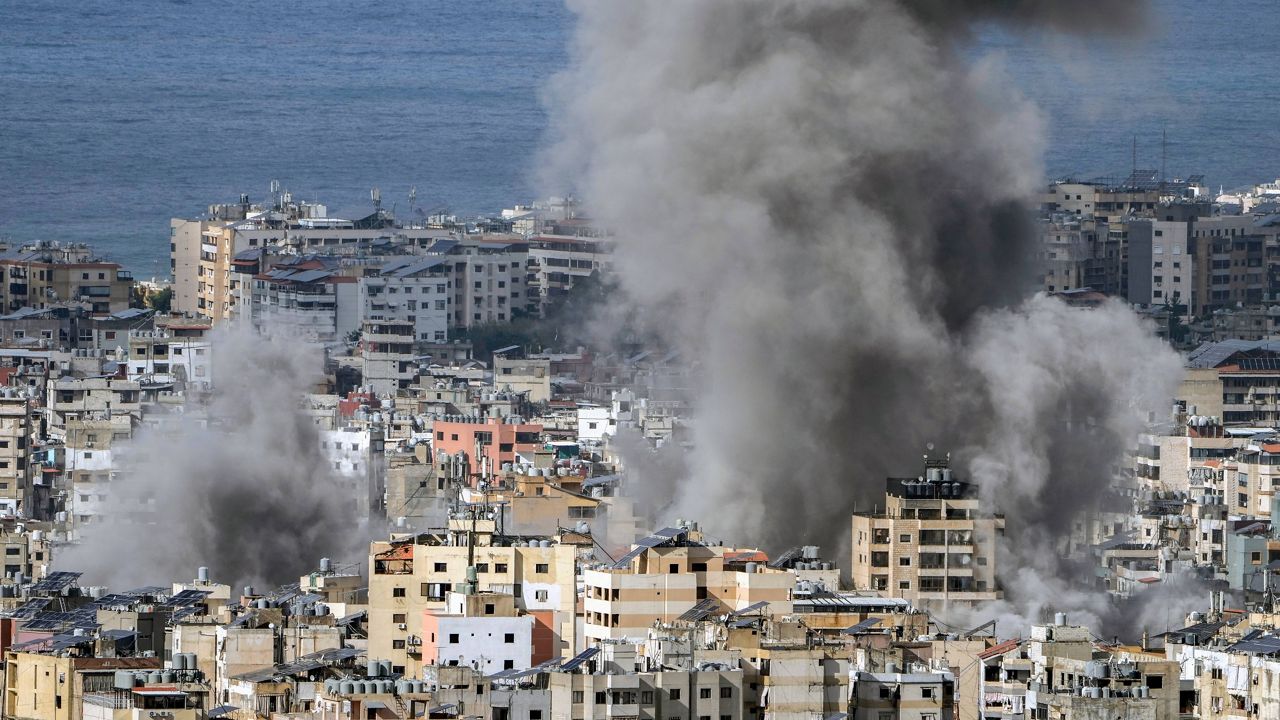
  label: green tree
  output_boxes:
[146,287,173,313]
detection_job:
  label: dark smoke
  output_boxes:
[60,327,367,590]
[544,0,1180,630]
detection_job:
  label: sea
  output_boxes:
[1,0,1277,276]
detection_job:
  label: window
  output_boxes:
[669,689,681,700]
[700,688,712,699]
[503,660,514,670]
[434,562,448,572]
[535,589,548,601]
[899,556,910,566]
[642,691,654,704]
[484,603,495,615]
[899,580,910,590]
[529,711,541,720]
[495,563,508,573]
[392,639,405,649]
[720,687,732,698]
[504,633,515,643]
[596,692,607,704]
[449,633,459,643]
[900,534,910,543]
[393,613,406,623]
[1146,674,1163,689]
[392,587,406,597]
[535,563,549,573]
[573,691,584,703]
[922,687,934,699]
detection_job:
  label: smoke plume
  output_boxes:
[60,327,367,590]
[545,0,1179,630]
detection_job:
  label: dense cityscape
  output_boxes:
[9,1,1280,720]
[0,172,1270,719]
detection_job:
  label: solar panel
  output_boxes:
[678,598,720,622]
[840,618,882,635]
[732,618,759,629]
[9,598,51,619]
[729,601,769,617]
[559,647,599,673]
[612,527,687,569]
[30,571,81,594]
[768,547,801,569]
[163,589,212,607]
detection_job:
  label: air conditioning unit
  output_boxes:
[397,623,407,631]
[407,635,421,646]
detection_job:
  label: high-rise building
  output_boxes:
[850,458,1004,610]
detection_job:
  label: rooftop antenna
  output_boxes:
[1131,135,1137,188]
[1161,127,1168,187]
[371,187,382,213]
[408,186,418,216]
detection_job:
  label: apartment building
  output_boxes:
[43,377,141,442]
[249,263,360,342]
[127,329,212,390]
[64,416,131,534]
[446,240,531,329]
[359,257,451,345]
[0,242,133,315]
[526,235,612,314]
[1188,214,1276,316]
[1182,340,1280,426]
[582,524,793,643]
[361,320,417,395]
[1127,219,1192,307]
[0,390,32,516]
[431,416,543,483]
[851,461,1004,609]
[366,518,577,678]
[494,356,552,403]
[1040,181,1164,223]
[419,591,537,673]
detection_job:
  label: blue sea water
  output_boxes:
[0,0,1276,275]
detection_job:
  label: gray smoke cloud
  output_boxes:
[545,0,1181,631]
[60,327,367,590]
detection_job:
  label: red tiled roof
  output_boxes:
[977,638,1021,660]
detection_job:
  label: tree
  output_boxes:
[146,287,173,314]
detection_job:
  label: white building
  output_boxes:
[359,257,451,344]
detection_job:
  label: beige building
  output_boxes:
[851,462,1004,610]
[0,242,133,316]
[583,525,794,643]
[3,653,161,720]
[367,517,578,677]
[493,356,552,403]
[0,391,33,515]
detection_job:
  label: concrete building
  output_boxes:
[431,416,543,484]
[419,591,535,673]
[526,235,612,314]
[1182,340,1280,426]
[494,356,552,403]
[249,263,360,343]
[359,257,451,345]
[851,460,1004,610]
[582,524,794,643]
[367,517,577,677]
[0,242,133,316]
[361,319,417,395]
[1127,219,1192,308]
